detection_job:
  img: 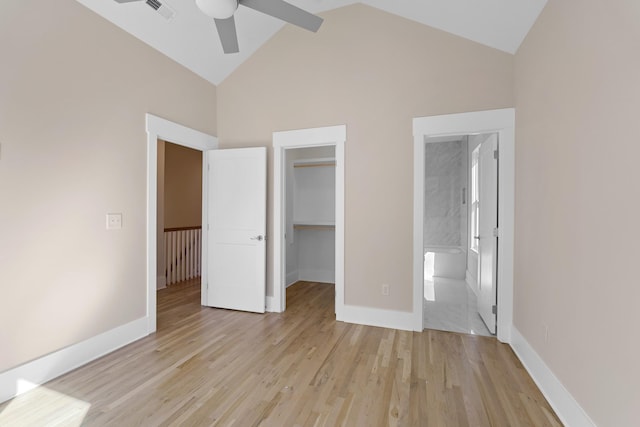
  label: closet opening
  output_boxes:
[284,146,336,310]
[272,125,346,315]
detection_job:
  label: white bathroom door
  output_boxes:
[477,134,499,334]
[206,147,267,313]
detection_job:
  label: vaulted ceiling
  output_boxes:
[75,0,547,85]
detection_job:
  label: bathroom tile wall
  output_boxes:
[424,141,463,247]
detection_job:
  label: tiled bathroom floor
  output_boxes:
[423,277,492,336]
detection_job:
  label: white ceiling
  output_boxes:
[75,0,547,85]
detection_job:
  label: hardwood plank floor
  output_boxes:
[0,280,562,426]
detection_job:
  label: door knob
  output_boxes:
[250,235,264,241]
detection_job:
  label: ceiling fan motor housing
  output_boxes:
[196,0,238,19]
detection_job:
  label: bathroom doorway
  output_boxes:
[422,134,497,336]
[412,109,515,341]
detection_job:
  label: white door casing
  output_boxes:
[206,147,267,313]
[413,108,514,343]
[146,114,218,334]
[272,125,346,315]
[477,134,499,333]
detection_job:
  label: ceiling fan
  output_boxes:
[114,0,324,54]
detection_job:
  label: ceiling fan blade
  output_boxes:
[240,0,323,32]
[214,16,240,54]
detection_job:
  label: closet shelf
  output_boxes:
[293,220,335,230]
[293,157,336,168]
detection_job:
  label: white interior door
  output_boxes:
[206,147,266,313]
[478,134,498,333]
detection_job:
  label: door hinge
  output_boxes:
[492,305,497,315]
[492,227,499,237]
[493,150,499,160]
[207,163,210,171]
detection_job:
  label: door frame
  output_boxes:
[272,125,346,315]
[146,114,217,334]
[413,109,514,343]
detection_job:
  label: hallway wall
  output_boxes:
[164,142,203,229]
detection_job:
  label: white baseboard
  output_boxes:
[337,305,415,331]
[510,327,596,427]
[0,317,149,405]
[298,269,335,284]
[157,275,167,290]
[465,270,478,297]
[286,271,299,288]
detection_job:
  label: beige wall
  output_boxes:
[0,0,216,373]
[514,1,640,425]
[218,4,513,310]
[163,142,203,229]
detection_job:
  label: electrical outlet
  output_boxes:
[106,213,123,230]
[382,284,390,296]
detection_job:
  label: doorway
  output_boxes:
[146,114,217,334]
[413,109,515,343]
[284,146,336,307]
[422,133,497,336]
[272,125,346,315]
[158,141,203,290]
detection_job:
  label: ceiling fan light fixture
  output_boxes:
[195,0,238,19]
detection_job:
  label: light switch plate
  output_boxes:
[106,213,122,230]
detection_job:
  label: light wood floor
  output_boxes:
[0,281,562,426]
